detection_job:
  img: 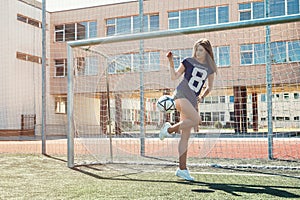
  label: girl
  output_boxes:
[160,38,217,181]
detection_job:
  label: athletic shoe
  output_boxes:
[159,122,171,140]
[175,168,195,181]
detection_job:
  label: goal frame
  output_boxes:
[67,14,300,168]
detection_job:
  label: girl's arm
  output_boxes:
[166,51,185,80]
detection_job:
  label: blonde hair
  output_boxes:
[192,38,217,73]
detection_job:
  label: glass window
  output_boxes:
[150,15,159,31]
[55,25,64,42]
[200,7,216,25]
[229,96,234,103]
[261,94,266,102]
[218,6,229,23]
[181,9,197,28]
[288,40,300,62]
[108,14,159,35]
[294,93,299,99]
[239,2,264,20]
[147,52,160,71]
[240,44,253,65]
[54,59,67,77]
[218,46,230,67]
[17,14,27,23]
[143,15,149,32]
[283,93,289,100]
[85,56,99,75]
[254,43,265,64]
[89,21,97,38]
[212,112,219,122]
[288,0,300,14]
[65,24,75,41]
[253,2,265,19]
[239,3,251,20]
[133,16,141,33]
[271,41,286,63]
[55,97,67,114]
[106,19,116,36]
[77,22,87,40]
[168,12,179,29]
[204,112,212,121]
[219,96,226,103]
[269,0,285,17]
[116,17,131,35]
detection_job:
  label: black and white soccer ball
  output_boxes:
[156,95,176,113]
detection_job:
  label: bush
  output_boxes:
[214,121,223,129]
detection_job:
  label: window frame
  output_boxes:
[54,59,67,77]
[55,96,67,114]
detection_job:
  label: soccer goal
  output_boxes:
[66,11,300,169]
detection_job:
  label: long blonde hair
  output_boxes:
[192,38,217,73]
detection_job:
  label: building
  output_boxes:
[1,0,299,137]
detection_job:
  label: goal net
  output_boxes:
[67,15,300,168]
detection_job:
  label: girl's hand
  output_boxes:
[166,51,173,59]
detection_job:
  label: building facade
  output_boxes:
[0,0,299,136]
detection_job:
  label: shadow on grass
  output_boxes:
[72,166,300,198]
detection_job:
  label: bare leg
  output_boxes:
[168,98,200,170]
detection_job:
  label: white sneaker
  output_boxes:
[159,122,171,140]
[175,168,195,181]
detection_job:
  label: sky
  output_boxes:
[37,0,136,12]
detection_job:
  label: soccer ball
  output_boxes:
[156,95,176,113]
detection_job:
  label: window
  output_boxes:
[261,94,266,102]
[212,112,219,122]
[270,0,299,16]
[16,52,41,64]
[283,93,289,100]
[17,14,41,28]
[200,7,216,25]
[229,96,234,103]
[240,43,266,65]
[55,97,67,114]
[181,9,197,28]
[218,6,229,23]
[287,0,300,15]
[294,93,299,99]
[54,59,67,77]
[230,112,235,121]
[254,43,265,64]
[271,41,286,63]
[108,51,160,74]
[168,12,179,29]
[65,24,76,41]
[55,21,97,42]
[204,112,212,121]
[240,44,253,65]
[122,109,132,121]
[288,40,300,62]
[168,6,229,29]
[77,22,97,40]
[76,57,99,76]
[219,96,226,103]
[144,52,160,71]
[270,0,287,16]
[241,41,299,65]
[55,25,64,42]
[106,14,159,36]
[239,2,264,20]
[214,46,230,67]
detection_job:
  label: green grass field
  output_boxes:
[1,154,299,200]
